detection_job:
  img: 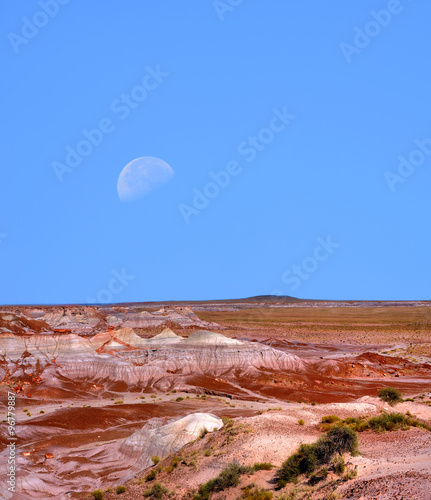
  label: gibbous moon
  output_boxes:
[117,157,174,202]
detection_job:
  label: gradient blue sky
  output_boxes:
[1,0,430,304]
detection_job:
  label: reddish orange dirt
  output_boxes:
[0,298,430,498]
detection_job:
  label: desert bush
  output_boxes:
[325,425,358,456]
[151,394,157,399]
[252,462,274,471]
[204,449,211,456]
[378,387,403,405]
[151,455,160,465]
[176,397,184,402]
[367,412,409,432]
[321,415,341,424]
[199,427,209,439]
[297,419,305,426]
[116,485,126,494]
[144,482,169,499]
[145,469,157,481]
[276,425,358,486]
[170,456,180,468]
[92,489,104,500]
[114,400,123,405]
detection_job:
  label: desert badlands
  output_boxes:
[0,297,430,499]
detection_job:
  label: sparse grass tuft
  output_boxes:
[240,485,273,500]
[297,419,305,426]
[116,485,126,494]
[252,462,274,471]
[199,427,208,439]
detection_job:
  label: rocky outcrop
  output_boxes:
[0,328,305,395]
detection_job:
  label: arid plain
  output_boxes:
[1,297,430,499]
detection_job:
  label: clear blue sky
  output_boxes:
[1,0,430,304]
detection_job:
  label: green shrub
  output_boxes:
[204,449,211,457]
[321,415,342,424]
[276,425,358,486]
[325,425,358,456]
[116,485,126,494]
[170,456,180,468]
[151,394,157,399]
[151,456,160,465]
[176,397,184,402]
[252,462,274,471]
[368,412,409,432]
[172,389,177,393]
[145,469,157,481]
[194,463,247,500]
[378,387,403,406]
[92,489,104,500]
[297,419,305,426]
[144,482,169,499]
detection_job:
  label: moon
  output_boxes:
[117,157,174,202]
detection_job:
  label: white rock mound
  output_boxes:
[185,330,242,345]
[119,413,223,472]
